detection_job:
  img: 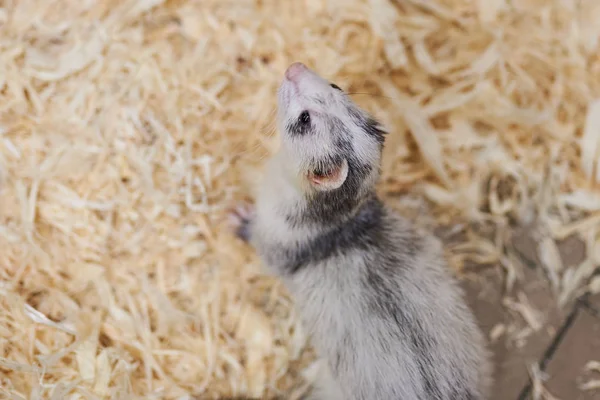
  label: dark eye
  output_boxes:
[330,83,342,91]
[299,111,310,125]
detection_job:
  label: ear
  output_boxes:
[307,158,349,191]
[364,117,388,144]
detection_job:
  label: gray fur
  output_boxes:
[235,64,492,400]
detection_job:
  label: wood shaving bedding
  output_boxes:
[1,0,599,398]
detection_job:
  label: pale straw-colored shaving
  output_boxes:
[488,323,506,343]
[590,276,600,294]
[528,363,560,400]
[580,361,600,392]
[585,360,600,374]
[502,292,543,332]
[537,236,564,293]
[1,0,600,398]
[580,380,600,391]
[559,226,600,306]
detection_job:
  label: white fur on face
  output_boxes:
[276,66,381,183]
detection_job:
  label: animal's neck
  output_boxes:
[302,189,363,225]
[263,150,378,228]
[299,160,377,228]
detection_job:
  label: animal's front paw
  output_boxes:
[227,200,256,243]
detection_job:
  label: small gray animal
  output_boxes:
[229,62,493,400]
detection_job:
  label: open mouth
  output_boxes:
[310,156,341,176]
[306,157,349,191]
[311,163,336,179]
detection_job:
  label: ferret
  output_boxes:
[229,62,493,400]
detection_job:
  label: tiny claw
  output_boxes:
[227,201,255,243]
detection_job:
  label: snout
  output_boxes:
[279,62,330,111]
[281,62,328,95]
[285,62,308,83]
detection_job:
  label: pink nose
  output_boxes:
[285,62,307,82]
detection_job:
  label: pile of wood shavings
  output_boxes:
[1,0,600,398]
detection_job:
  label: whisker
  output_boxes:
[346,92,399,101]
[227,115,277,161]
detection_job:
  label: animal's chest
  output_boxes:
[286,259,366,355]
[284,259,430,400]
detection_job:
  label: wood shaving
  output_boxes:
[489,323,506,342]
[538,236,564,292]
[585,360,600,373]
[579,361,600,392]
[1,0,599,398]
[529,363,560,400]
[503,293,543,332]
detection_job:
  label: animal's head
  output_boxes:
[276,62,387,198]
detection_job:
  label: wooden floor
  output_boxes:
[460,230,600,400]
